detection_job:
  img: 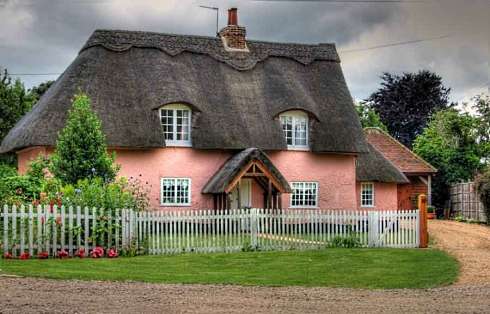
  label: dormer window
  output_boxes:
[279,110,309,149]
[160,104,192,147]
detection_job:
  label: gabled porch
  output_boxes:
[202,148,292,210]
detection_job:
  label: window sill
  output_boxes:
[361,205,375,208]
[289,206,319,209]
[286,146,310,151]
[160,204,192,207]
[165,141,192,147]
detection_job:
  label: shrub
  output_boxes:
[327,235,362,248]
[50,93,118,184]
[475,169,490,224]
[0,163,17,179]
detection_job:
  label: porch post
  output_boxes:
[267,179,272,209]
[237,180,241,209]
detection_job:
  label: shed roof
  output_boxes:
[1,29,368,154]
[364,128,436,174]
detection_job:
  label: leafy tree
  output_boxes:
[413,108,483,208]
[50,93,118,184]
[355,102,388,131]
[366,70,451,148]
[29,80,55,101]
[475,168,490,224]
[471,93,490,160]
[0,69,36,164]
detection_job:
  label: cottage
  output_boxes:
[1,8,430,211]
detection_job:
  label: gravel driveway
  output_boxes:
[1,220,489,313]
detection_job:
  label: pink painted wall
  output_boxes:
[267,151,357,209]
[356,182,398,210]
[17,146,360,210]
[17,146,52,174]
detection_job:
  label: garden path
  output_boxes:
[429,220,490,285]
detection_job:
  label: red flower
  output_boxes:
[57,249,69,259]
[107,248,118,258]
[74,248,85,258]
[3,252,13,259]
[19,252,30,260]
[90,247,104,258]
[37,251,49,259]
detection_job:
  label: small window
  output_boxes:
[160,104,192,146]
[290,182,318,208]
[279,111,308,149]
[161,178,191,206]
[361,182,374,207]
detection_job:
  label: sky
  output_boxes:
[0,0,488,103]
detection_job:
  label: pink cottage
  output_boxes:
[1,9,414,211]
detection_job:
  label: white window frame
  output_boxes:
[279,110,309,150]
[159,104,192,147]
[290,181,319,208]
[360,182,375,208]
[160,178,192,206]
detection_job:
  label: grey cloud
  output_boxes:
[0,0,488,102]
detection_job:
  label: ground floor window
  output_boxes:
[361,182,374,207]
[290,182,318,208]
[161,178,191,206]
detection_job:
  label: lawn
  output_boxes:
[0,249,458,289]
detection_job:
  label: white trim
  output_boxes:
[279,110,310,150]
[159,104,192,147]
[289,181,319,208]
[160,177,192,207]
[360,182,375,208]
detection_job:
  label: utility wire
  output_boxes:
[339,35,450,53]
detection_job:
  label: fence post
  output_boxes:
[250,208,258,249]
[367,211,379,247]
[418,194,428,248]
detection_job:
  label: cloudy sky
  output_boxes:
[0,0,488,103]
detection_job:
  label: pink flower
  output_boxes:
[57,249,69,259]
[90,247,104,258]
[74,248,85,258]
[19,252,30,260]
[107,248,118,258]
[3,252,13,259]
[37,251,49,259]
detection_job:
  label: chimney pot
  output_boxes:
[228,8,238,25]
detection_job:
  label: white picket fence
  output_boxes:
[1,206,420,257]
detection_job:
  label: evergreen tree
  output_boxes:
[50,93,118,184]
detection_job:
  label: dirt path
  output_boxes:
[429,220,490,285]
[1,277,489,314]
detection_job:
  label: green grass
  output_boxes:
[0,249,458,289]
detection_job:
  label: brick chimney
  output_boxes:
[219,8,248,51]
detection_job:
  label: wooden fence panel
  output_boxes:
[450,182,486,222]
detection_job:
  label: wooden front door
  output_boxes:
[230,179,252,209]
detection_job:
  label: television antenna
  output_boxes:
[199,5,219,36]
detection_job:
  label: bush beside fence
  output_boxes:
[1,206,420,258]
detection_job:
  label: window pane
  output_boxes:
[161,109,174,140]
[291,182,317,207]
[161,178,191,205]
[280,116,293,145]
[361,183,374,207]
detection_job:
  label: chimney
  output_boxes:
[219,8,248,51]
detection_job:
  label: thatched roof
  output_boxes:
[356,143,409,184]
[202,148,292,194]
[1,29,368,154]
[364,128,437,174]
